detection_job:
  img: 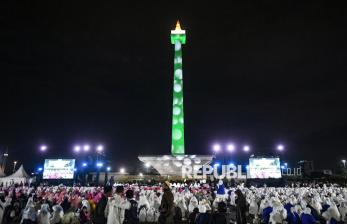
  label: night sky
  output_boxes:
[3,1,347,173]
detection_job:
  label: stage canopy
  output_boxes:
[0,165,30,185]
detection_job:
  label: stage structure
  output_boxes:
[138,21,213,176]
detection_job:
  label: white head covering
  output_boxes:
[198,204,206,213]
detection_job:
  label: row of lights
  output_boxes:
[212,143,285,153]
[81,163,127,173]
[38,144,105,153]
[74,144,104,153]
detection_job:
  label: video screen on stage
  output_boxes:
[43,159,75,179]
[249,158,281,179]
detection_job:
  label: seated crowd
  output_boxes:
[0,180,346,224]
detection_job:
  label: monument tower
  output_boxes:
[171,21,186,155]
[138,22,213,176]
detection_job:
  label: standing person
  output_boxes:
[235,189,247,224]
[159,181,175,224]
[21,197,37,224]
[106,185,130,224]
[79,206,91,224]
[195,204,214,224]
[213,201,228,224]
[188,207,199,224]
[93,185,112,224]
[37,204,50,224]
[123,190,139,224]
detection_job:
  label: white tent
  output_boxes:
[0,165,30,186]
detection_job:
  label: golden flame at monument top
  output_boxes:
[175,20,182,30]
[171,20,185,35]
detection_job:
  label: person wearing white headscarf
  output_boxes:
[21,197,37,223]
[81,199,91,214]
[106,186,130,224]
[146,207,156,223]
[176,195,188,218]
[50,205,63,224]
[37,204,50,224]
[338,201,347,222]
[188,196,198,213]
[249,197,259,217]
[227,190,236,206]
[322,202,341,224]
[269,200,287,224]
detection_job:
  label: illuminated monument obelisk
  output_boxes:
[138,22,213,177]
[171,21,185,155]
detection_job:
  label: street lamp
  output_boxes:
[40,145,47,151]
[107,166,111,171]
[74,145,81,152]
[212,143,221,153]
[277,144,284,151]
[96,145,103,152]
[243,145,250,152]
[83,145,90,152]
[13,161,17,173]
[145,163,151,174]
[120,168,125,174]
[82,162,87,167]
[342,159,346,168]
[139,172,143,177]
[226,144,235,152]
[96,162,103,168]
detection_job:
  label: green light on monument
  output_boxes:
[171,21,186,155]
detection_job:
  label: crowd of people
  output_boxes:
[0,180,346,224]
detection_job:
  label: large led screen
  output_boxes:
[43,159,75,179]
[249,158,281,179]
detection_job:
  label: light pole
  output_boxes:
[73,168,78,184]
[226,143,235,165]
[96,162,103,185]
[1,152,8,174]
[82,162,87,185]
[105,166,111,186]
[13,161,17,173]
[145,163,150,174]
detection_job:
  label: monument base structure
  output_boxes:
[138,155,214,177]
